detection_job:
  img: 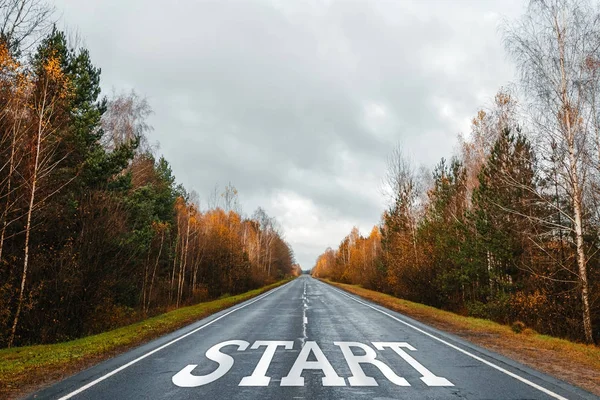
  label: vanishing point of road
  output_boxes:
[31,276,596,400]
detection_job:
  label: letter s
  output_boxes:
[172,340,249,387]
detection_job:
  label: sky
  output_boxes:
[53,0,524,270]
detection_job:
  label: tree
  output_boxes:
[505,0,600,343]
[382,145,421,271]
[8,34,73,347]
[0,0,54,54]
[0,23,299,348]
[0,40,27,263]
[101,90,152,153]
[472,129,538,299]
[459,89,520,201]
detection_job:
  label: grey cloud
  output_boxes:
[55,0,523,268]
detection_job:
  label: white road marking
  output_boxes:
[239,341,294,386]
[280,341,345,386]
[324,283,568,400]
[301,280,308,345]
[373,342,453,386]
[172,340,249,387]
[334,341,410,386]
[171,339,452,387]
[57,282,292,400]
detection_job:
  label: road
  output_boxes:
[31,276,596,400]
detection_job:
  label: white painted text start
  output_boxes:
[172,340,453,387]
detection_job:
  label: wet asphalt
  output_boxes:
[30,276,598,400]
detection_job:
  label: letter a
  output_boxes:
[281,341,345,386]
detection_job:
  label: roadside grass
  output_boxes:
[322,279,600,396]
[0,279,292,399]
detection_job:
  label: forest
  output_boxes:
[0,1,299,348]
[313,0,600,345]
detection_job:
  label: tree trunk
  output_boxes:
[177,210,190,307]
[0,120,18,262]
[146,230,164,313]
[8,96,44,348]
[570,149,593,343]
[142,245,151,314]
[556,14,593,343]
[169,233,179,305]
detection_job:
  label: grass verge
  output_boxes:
[321,279,600,396]
[0,279,292,400]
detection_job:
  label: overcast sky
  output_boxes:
[54,0,524,269]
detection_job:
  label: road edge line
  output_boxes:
[322,282,568,400]
[57,281,293,400]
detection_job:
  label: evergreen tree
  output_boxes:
[472,128,537,299]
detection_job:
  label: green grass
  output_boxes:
[0,279,292,399]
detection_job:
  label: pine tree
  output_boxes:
[472,128,537,300]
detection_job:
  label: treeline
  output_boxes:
[0,4,298,348]
[313,0,600,344]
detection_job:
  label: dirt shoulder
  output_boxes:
[321,279,600,396]
[0,279,292,400]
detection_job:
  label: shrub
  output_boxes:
[511,321,526,334]
[466,301,488,319]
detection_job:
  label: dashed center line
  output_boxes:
[301,280,308,345]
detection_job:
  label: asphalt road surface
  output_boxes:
[31,276,597,400]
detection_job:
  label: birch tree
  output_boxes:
[382,145,422,280]
[8,49,72,347]
[0,0,54,53]
[505,0,600,343]
[101,90,152,153]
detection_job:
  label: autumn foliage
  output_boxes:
[0,33,296,348]
[313,91,600,344]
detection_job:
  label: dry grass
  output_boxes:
[322,279,600,396]
[0,279,291,400]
